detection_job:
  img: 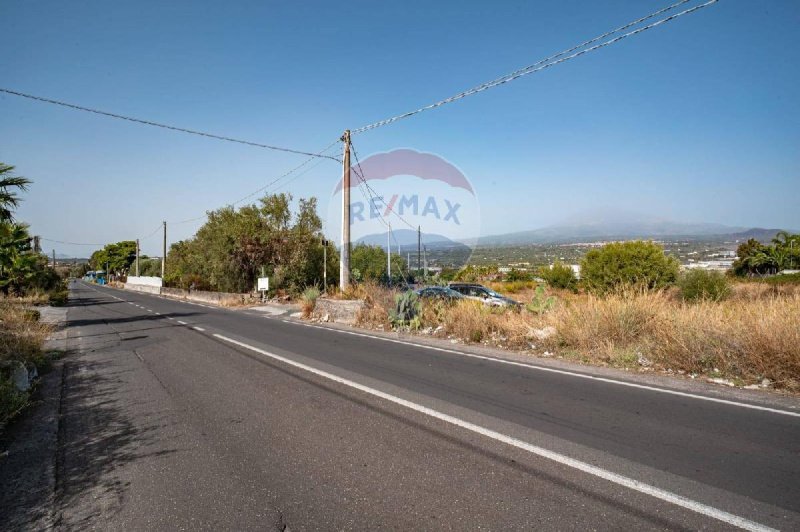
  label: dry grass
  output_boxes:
[0,300,52,367]
[542,291,800,390]
[354,282,396,330]
[352,281,800,392]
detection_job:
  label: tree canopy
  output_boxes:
[164,193,338,293]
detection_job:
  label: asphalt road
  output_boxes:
[46,281,800,529]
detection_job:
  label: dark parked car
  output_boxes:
[414,286,466,301]
[447,283,520,307]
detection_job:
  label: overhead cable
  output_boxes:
[353,0,718,133]
[170,138,341,226]
[0,87,340,161]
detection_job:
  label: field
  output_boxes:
[355,281,800,392]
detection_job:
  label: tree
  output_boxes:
[580,240,679,294]
[538,261,577,291]
[163,193,335,293]
[0,163,32,222]
[732,238,778,276]
[89,241,137,275]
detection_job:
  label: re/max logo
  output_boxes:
[351,194,461,225]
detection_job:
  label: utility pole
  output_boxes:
[52,249,56,269]
[161,221,166,278]
[135,239,140,277]
[322,237,327,291]
[339,130,351,291]
[417,225,421,281]
[387,222,391,286]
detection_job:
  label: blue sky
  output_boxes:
[1,0,798,256]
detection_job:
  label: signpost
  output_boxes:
[257,277,269,302]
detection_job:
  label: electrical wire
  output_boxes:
[349,145,414,287]
[0,87,341,161]
[40,237,105,247]
[353,0,718,133]
[169,138,341,226]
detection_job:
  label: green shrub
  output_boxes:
[678,269,731,302]
[580,241,679,295]
[539,261,577,291]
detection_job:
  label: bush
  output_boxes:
[679,270,731,302]
[580,241,679,294]
[539,261,577,291]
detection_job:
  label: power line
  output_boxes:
[353,0,718,133]
[40,237,105,247]
[170,139,341,226]
[0,87,341,161]
[139,223,164,240]
[350,140,416,232]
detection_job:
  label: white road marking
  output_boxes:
[146,309,153,313]
[281,320,800,418]
[177,320,187,325]
[214,333,774,532]
[167,317,175,320]
[155,312,161,315]
[192,326,206,332]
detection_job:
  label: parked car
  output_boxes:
[447,283,520,307]
[414,286,465,301]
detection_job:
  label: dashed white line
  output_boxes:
[280,320,800,418]
[213,333,774,532]
[177,320,187,325]
[192,326,206,332]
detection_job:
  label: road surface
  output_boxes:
[13,281,800,530]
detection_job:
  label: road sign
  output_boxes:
[257,277,269,292]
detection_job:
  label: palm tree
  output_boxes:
[0,163,32,222]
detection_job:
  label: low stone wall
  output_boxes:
[312,298,366,325]
[160,287,252,307]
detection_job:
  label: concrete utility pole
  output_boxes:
[322,237,327,291]
[52,249,56,269]
[161,221,167,278]
[135,239,140,277]
[340,130,351,291]
[387,222,391,286]
[417,225,421,280]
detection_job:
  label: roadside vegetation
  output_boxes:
[1,163,65,428]
[353,239,800,392]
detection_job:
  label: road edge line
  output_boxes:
[213,333,775,532]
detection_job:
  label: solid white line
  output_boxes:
[280,320,800,418]
[213,333,774,532]
[177,320,187,325]
[192,326,205,332]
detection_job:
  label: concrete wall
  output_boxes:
[124,283,161,294]
[126,276,163,287]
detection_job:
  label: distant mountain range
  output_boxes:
[356,229,469,250]
[476,211,791,247]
